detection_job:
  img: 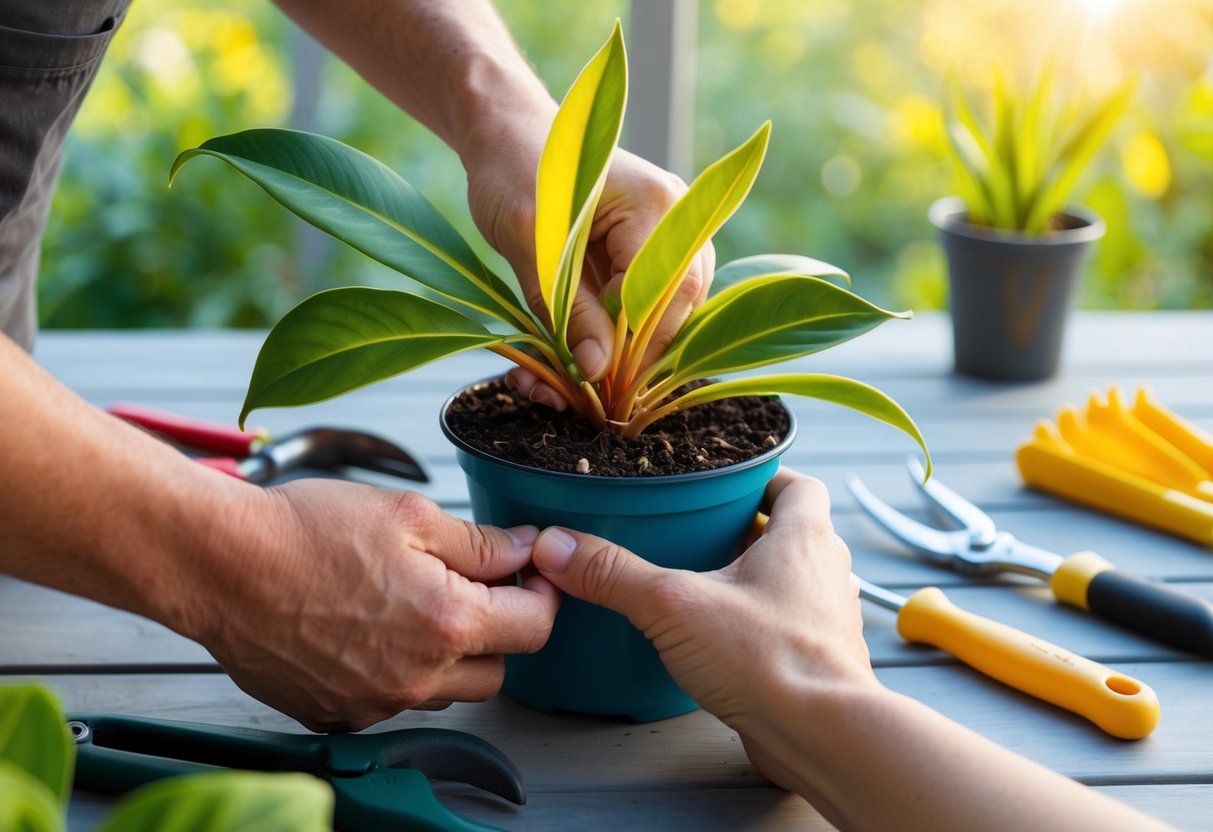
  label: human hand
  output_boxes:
[191,480,560,733]
[529,469,875,780]
[464,125,713,409]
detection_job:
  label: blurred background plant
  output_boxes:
[40,0,1213,330]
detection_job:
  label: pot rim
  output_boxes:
[928,196,1106,246]
[440,376,799,485]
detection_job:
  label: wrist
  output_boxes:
[116,464,271,645]
[449,50,556,168]
[735,644,885,757]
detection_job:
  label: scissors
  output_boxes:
[69,714,525,832]
[848,457,1213,657]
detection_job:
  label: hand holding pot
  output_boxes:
[196,481,561,733]
[531,469,871,730]
[532,469,1169,832]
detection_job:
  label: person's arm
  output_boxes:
[271,0,713,401]
[529,471,1173,832]
[0,334,559,731]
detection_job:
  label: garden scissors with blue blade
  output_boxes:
[847,457,1213,658]
[68,714,525,832]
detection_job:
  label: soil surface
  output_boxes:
[445,379,790,477]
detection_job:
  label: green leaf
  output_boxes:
[666,373,931,477]
[0,763,63,832]
[709,254,849,297]
[171,129,529,328]
[0,685,73,807]
[621,121,771,352]
[96,771,332,832]
[1023,82,1133,233]
[241,287,504,426]
[669,276,907,383]
[535,21,627,353]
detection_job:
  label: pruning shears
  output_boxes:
[848,457,1213,658]
[108,403,427,485]
[68,714,525,832]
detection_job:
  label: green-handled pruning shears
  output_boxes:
[68,714,526,832]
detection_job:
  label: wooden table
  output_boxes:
[10,311,1213,830]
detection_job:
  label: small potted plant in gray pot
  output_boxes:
[172,24,929,722]
[933,70,1132,381]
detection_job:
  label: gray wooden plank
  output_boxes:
[62,771,1213,832]
[68,385,1213,471]
[32,313,1213,389]
[1096,785,1213,832]
[6,576,1209,671]
[67,787,839,832]
[26,663,1213,784]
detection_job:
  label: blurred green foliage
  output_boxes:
[40,0,1213,330]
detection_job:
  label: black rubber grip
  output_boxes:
[1087,570,1213,657]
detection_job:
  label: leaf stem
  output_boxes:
[489,344,580,407]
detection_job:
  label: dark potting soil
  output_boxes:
[445,379,790,477]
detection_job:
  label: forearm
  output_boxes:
[271,0,556,156]
[0,334,261,641]
[744,675,1173,832]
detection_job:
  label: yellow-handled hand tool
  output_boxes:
[857,577,1160,739]
[848,458,1213,658]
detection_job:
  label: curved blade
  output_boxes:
[906,457,996,547]
[846,475,967,564]
[377,727,525,805]
[263,428,429,484]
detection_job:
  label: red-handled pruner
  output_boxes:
[108,403,428,485]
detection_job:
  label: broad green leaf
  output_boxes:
[669,276,907,383]
[1023,83,1133,233]
[96,771,331,832]
[667,373,931,475]
[709,254,849,297]
[0,685,73,807]
[241,288,504,426]
[171,129,529,328]
[0,763,63,832]
[621,122,771,353]
[535,21,627,350]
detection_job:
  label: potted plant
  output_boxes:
[0,684,330,832]
[172,23,929,721]
[934,69,1132,380]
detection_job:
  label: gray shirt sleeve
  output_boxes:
[0,1,132,351]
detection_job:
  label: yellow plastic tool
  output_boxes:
[858,578,1160,740]
[1016,386,1213,545]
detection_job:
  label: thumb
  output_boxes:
[532,527,666,625]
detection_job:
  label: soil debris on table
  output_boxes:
[445,379,790,476]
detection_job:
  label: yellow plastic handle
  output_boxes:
[897,588,1160,740]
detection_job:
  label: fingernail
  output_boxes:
[506,525,539,548]
[530,387,567,412]
[574,338,609,380]
[533,528,577,573]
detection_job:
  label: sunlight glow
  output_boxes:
[1079,0,1126,18]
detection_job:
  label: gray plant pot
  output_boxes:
[929,196,1105,381]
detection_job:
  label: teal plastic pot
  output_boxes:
[441,380,796,722]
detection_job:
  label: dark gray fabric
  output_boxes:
[0,0,131,350]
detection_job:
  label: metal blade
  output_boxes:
[846,475,968,565]
[906,457,996,547]
[377,727,525,804]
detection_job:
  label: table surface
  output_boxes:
[9,311,1213,830]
